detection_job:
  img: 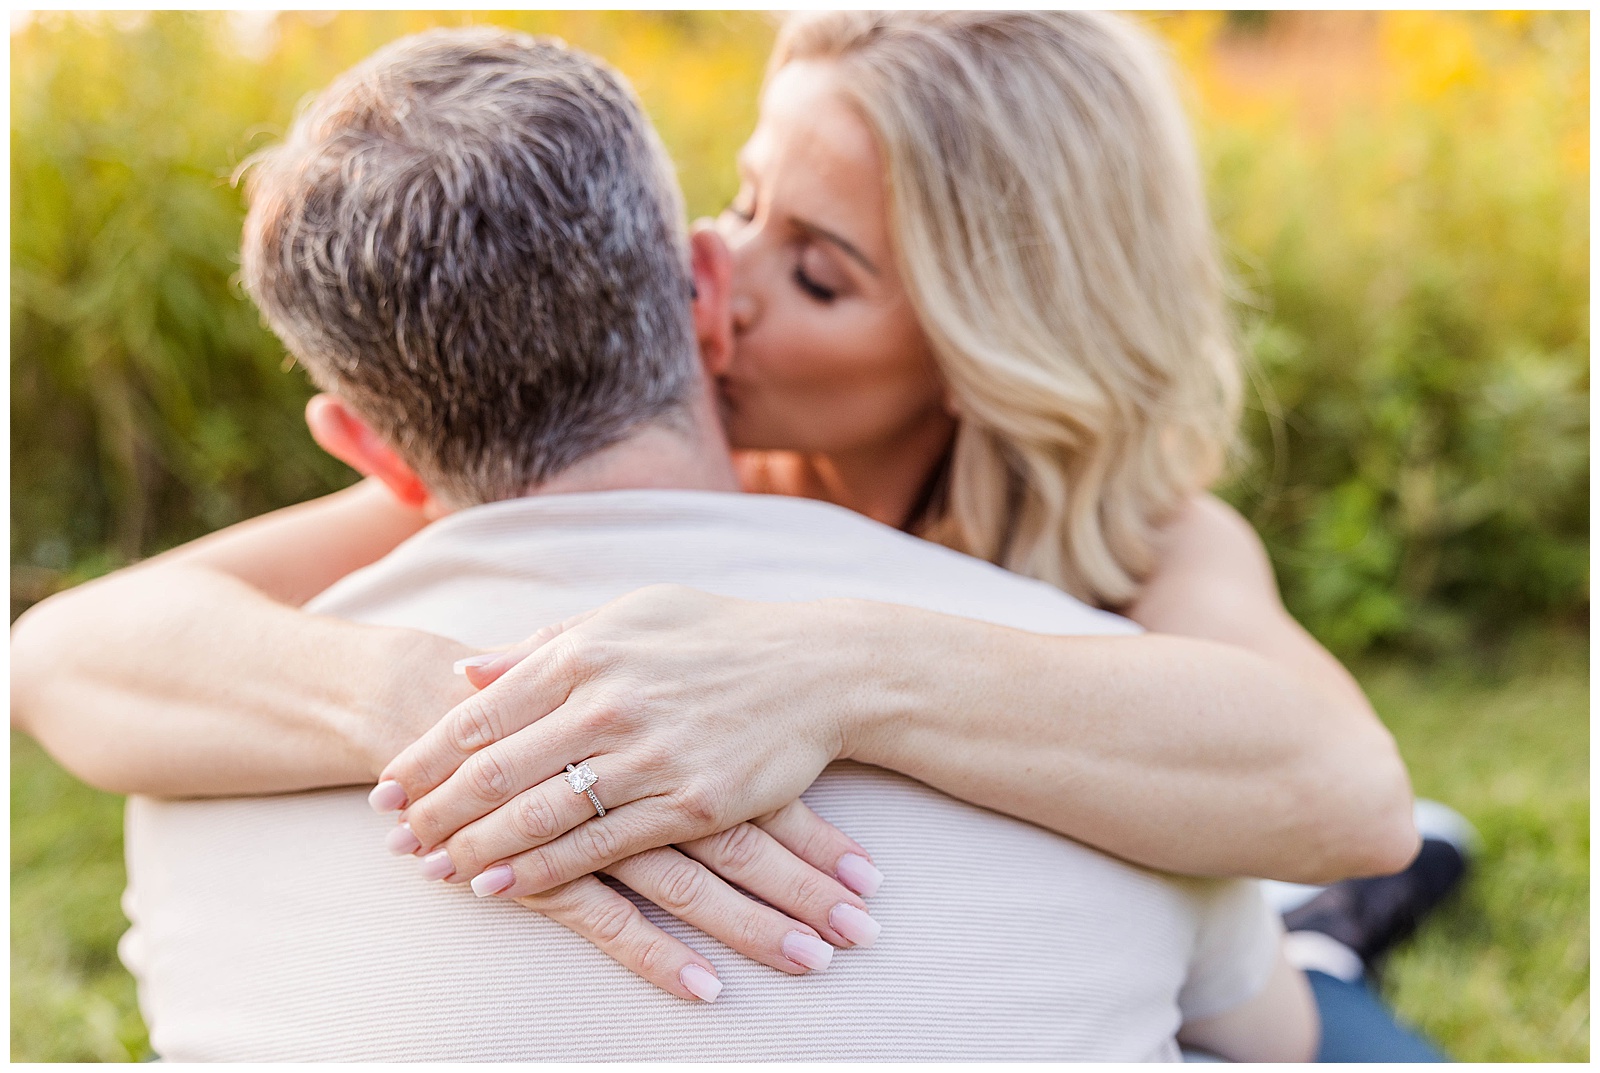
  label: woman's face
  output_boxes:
[713,60,953,461]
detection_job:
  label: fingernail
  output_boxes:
[828,903,881,948]
[781,931,834,972]
[386,823,421,856]
[419,849,455,880]
[453,654,499,676]
[836,853,883,897]
[680,964,723,1002]
[470,864,515,897]
[368,780,408,813]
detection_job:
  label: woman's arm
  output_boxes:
[11,481,880,1001]
[136,476,432,607]
[853,493,1418,883]
[9,479,466,795]
[383,495,1416,893]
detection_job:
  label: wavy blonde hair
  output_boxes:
[772,11,1242,608]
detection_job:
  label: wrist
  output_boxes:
[821,599,924,768]
[346,625,477,777]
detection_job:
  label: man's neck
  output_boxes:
[525,406,740,500]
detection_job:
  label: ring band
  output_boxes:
[565,761,606,817]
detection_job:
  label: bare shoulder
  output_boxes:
[1131,495,1379,740]
[1153,494,1276,587]
[1127,493,1285,637]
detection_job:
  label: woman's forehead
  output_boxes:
[747,62,886,238]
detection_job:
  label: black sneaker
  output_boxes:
[1283,802,1477,978]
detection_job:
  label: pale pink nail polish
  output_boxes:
[470,864,515,897]
[368,780,408,813]
[680,964,723,1002]
[452,654,498,676]
[836,853,883,897]
[829,903,881,948]
[419,849,455,880]
[781,931,834,971]
[386,823,421,856]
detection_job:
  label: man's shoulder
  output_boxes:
[314,488,1142,638]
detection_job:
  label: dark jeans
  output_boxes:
[1308,970,1449,1062]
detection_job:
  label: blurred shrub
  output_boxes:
[9,11,771,619]
[10,11,1589,656]
[1153,11,1589,655]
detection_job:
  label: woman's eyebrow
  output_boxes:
[792,218,879,277]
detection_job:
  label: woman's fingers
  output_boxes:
[377,641,584,804]
[754,799,884,898]
[678,822,881,950]
[460,608,602,689]
[519,873,723,1002]
[604,847,842,975]
[413,760,640,882]
[395,719,620,853]
[459,797,713,898]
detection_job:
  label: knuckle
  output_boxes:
[586,685,644,733]
[514,791,562,844]
[579,818,622,863]
[675,783,722,829]
[713,823,765,873]
[466,750,511,802]
[653,861,710,915]
[791,872,831,912]
[451,701,500,755]
[582,897,636,946]
[636,934,675,978]
[444,831,482,873]
[522,849,565,894]
[730,902,770,954]
[546,636,595,682]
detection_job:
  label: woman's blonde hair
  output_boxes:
[772,11,1242,608]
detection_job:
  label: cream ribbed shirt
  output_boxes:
[120,490,1279,1061]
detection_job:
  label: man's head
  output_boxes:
[240,27,731,511]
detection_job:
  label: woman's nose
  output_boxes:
[714,215,764,333]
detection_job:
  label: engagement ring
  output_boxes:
[565,761,606,817]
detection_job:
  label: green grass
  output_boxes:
[11,733,150,1061]
[1369,634,1590,1061]
[10,636,1589,1061]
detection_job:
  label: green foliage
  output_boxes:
[11,733,150,1061]
[10,10,770,617]
[8,10,1589,653]
[1195,12,1590,656]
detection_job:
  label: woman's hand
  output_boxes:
[377,542,1414,891]
[373,586,885,999]
[489,813,880,1003]
[377,585,873,896]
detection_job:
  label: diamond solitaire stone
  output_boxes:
[565,762,598,794]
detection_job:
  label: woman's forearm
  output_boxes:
[139,477,431,608]
[840,601,1417,885]
[10,562,471,798]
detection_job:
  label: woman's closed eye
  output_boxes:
[793,246,846,304]
[792,264,837,303]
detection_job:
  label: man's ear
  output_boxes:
[689,223,735,378]
[304,394,435,512]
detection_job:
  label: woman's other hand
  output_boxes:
[497,819,880,1003]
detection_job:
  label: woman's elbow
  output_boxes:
[1298,729,1420,884]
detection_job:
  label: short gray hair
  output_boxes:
[240,27,696,505]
